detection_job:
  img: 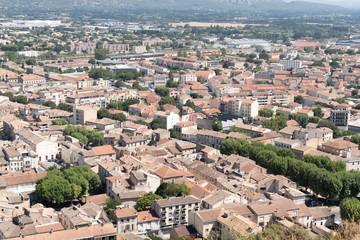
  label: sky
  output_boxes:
[286,0,360,8]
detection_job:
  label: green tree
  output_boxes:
[259,109,274,118]
[134,192,162,211]
[185,100,195,110]
[25,58,37,65]
[166,79,178,88]
[212,118,222,131]
[327,78,333,86]
[155,87,170,97]
[277,148,295,158]
[57,103,73,112]
[159,97,176,106]
[94,48,107,60]
[294,95,304,104]
[88,58,96,64]
[13,95,28,104]
[36,166,100,205]
[88,68,115,79]
[42,100,57,109]
[97,108,112,119]
[113,113,127,122]
[340,198,360,223]
[155,182,190,198]
[103,198,122,214]
[52,119,68,125]
[151,117,166,130]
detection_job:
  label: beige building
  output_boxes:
[152,196,201,229]
[72,105,98,125]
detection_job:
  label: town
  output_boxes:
[0,8,359,240]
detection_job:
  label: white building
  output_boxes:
[17,130,58,162]
[279,60,302,70]
[154,111,180,130]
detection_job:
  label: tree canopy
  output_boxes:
[150,117,166,130]
[155,182,191,198]
[36,166,100,205]
[155,87,170,97]
[63,125,104,146]
[220,139,360,200]
[134,192,162,211]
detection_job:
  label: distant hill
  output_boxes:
[0,0,346,17]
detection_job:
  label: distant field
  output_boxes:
[169,22,268,27]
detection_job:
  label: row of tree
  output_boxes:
[220,139,360,199]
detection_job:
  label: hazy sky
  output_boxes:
[286,0,360,8]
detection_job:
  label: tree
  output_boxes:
[340,198,360,223]
[13,95,28,104]
[185,100,195,110]
[151,117,166,130]
[63,126,104,146]
[294,95,304,104]
[57,103,73,112]
[277,148,295,158]
[155,182,190,198]
[313,107,324,118]
[94,48,107,60]
[197,76,205,83]
[155,87,170,97]
[327,78,333,86]
[52,119,68,125]
[259,109,273,118]
[25,58,37,65]
[36,166,100,205]
[42,100,57,109]
[88,58,96,64]
[88,68,114,79]
[159,97,176,106]
[166,79,178,88]
[212,118,222,131]
[351,135,360,149]
[97,108,112,119]
[113,113,126,122]
[103,198,122,214]
[134,192,162,211]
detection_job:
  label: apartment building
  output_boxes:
[102,43,130,54]
[221,98,259,118]
[72,105,98,125]
[251,91,294,106]
[154,111,180,130]
[151,196,201,229]
[279,60,302,70]
[69,42,97,53]
[330,104,350,126]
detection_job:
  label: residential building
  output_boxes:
[154,111,180,130]
[72,105,98,125]
[151,196,201,228]
[279,60,302,70]
[330,104,350,126]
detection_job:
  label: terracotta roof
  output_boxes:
[114,207,138,219]
[322,139,358,150]
[92,145,115,156]
[137,210,159,223]
[153,165,184,179]
[9,222,116,240]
